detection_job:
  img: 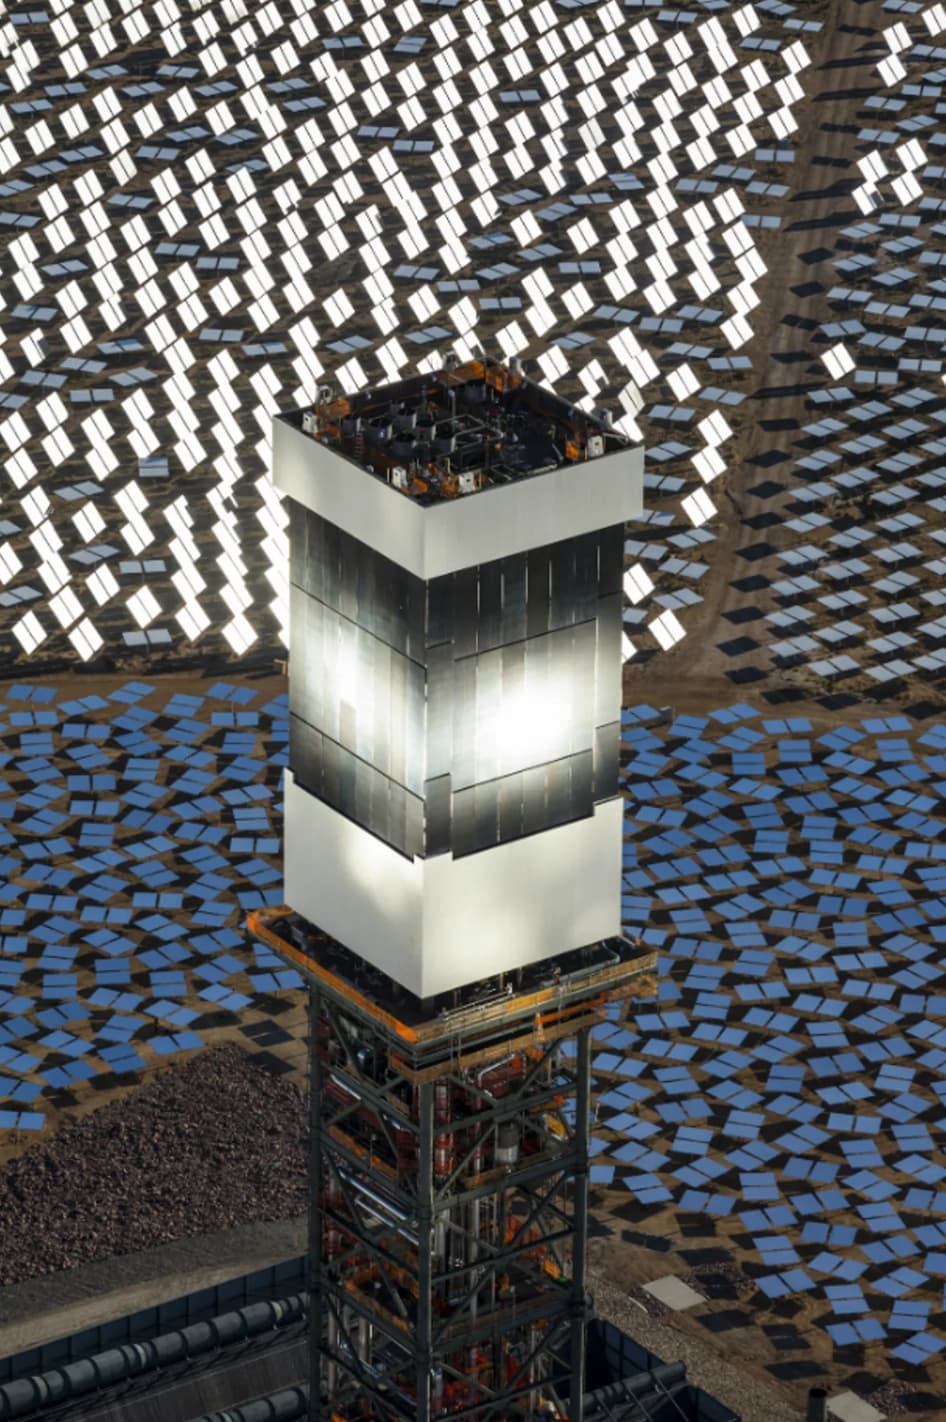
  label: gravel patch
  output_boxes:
[0,1044,308,1286]
[682,1261,757,1299]
[588,1269,799,1422]
[865,1379,943,1419]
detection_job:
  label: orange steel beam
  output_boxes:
[245,910,656,1050]
[247,911,421,1042]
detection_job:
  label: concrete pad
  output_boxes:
[641,1275,705,1310]
[828,1393,886,1422]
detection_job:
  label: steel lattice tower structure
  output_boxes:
[248,356,654,1422]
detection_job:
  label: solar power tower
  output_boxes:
[247,356,655,1422]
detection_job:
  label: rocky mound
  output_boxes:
[0,1044,308,1285]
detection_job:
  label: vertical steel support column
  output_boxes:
[416,1079,435,1422]
[308,984,323,1422]
[568,1026,592,1422]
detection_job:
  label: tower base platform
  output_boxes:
[245,909,656,1422]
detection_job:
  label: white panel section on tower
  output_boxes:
[283,768,623,998]
[272,415,644,579]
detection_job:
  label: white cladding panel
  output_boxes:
[273,417,425,574]
[273,416,643,580]
[283,769,623,998]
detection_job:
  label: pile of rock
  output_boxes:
[0,1044,309,1285]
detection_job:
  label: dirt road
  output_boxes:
[626,0,933,729]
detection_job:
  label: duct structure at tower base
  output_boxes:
[246,908,656,1422]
